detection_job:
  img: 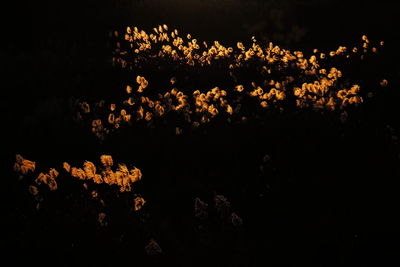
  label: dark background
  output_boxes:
[3,1,400,266]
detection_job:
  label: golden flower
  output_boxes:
[48,168,59,180]
[187,34,191,40]
[35,173,49,185]
[237,42,244,50]
[380,79,388,87]
[115,171,124,186]
[71,167,86,180]
[337,90,348,99]
[145,112,152,121]
[175,127,183,135]
[201,115,210,124]
[260,101,268,108]
[163,24,168,31]
[29,185,39,196]
[208,105,219,116]
[108,113,115,124]
[134,197,146,211]
[110,103,116,111]
[155,104,165,116]
[100,155,113,168]
[102,170,116,185]
[47,178,57,191]
[16,154,24,164]
[349,85,361,94]
[126,96,135,106]
[137,106,144,120]
[93,174,103,184]
[362,35,368,41]
[249,90,258,97]
[349,95,363,104]
[129,167,142,183]
[80,102,90,113]
[235,85,244,92]
[126,85,133,94]
[380,41,384,46]
[142,78,149,88]
[83,161,96,179]
[17,158,36,175]
[276,91,286,101]
[92,119,101,128]
[123,114,131,122]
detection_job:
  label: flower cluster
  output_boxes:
[65,155,142,192]
[35,168,59,191]
[14,154,143,196]
[74,25,385,140]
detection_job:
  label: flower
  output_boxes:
[100,155,113,168]
[35,173,49,185]
[130,167,142,183]
[235,85,244,92]
[108,113,115,124]
[260,101,268,108]
[127,97,135,106]
[237,42,244,50]
[71,167,86,180]
[83,161,96,179]
[63,162,71,173]
[48,168,59,180]
[14,154,35,175]
[175,127,183,135]
[380,79,388,87]
[134,197,146,211]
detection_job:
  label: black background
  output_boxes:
[3,1,400,266]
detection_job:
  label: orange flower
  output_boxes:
[134,197,146,211]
